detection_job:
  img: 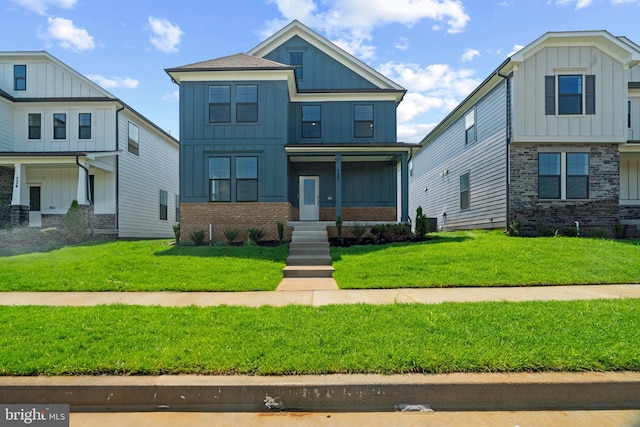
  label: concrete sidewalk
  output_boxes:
[1,284,639,306]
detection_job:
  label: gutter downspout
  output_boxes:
[75,155,91,204]
[497,70,511,230]
[115,104,125,234]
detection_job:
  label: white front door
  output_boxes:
[299,176,319,221]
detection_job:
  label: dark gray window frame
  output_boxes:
[235,157,258,202]
[235,85,258,123]
[464,108,476,145]
[354,104,374,138]
[53,113,67,140]
[566,153,589,199]
[28,113,41,140]
[545,75,595,116]
[79,113,91,140]
[208,85,231,123]
[159,190,168,221]
[301,105,321,138]
[538,153,561,199]
[460,171,470,210]
[14,65,26,91]
[290,52,303,80]
[128,122,139,156]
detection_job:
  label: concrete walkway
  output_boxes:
[1,284,639,307]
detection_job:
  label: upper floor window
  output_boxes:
[209,85,231,123]
[236,85,258,123]
[465,109,476,145]
[79,113,91,139]
[53,113,66,140]
[460,172,470,210]
[14,65,26,91]
[209,157,231,202]
[128,122,139,155]
[354,105,374,138]
[28,113,41,139]
[545,75,595,115]
[301,105,321,138]
[159,190,168,221]
[538,152,589,199]
[290,52,303,79]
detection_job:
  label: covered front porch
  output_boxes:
[0,152,118,231]
[285,144,412,223]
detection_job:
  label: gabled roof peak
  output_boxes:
[166,53,290,72]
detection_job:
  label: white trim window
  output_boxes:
[538,152,589,199]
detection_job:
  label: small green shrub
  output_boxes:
[586,227,609,239]
[335,216,343,238]
[560,226,579,237]
[370,224,390,240]
[415,206,427,239]
[173,223,180,244]
[247,227,265,243]
[214,241,229,247]
[537,226,556,237]
[63,200,87,243]
[277,222,285,242]
[508,220,521,237]
[350,223,366,240]
[613,222,624,239]
[189,229,206,246]
[391,223,411,237]
[223,227,239,243]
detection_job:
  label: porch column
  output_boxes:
[76,161,89,205]
[335,154,342,219]
[11,163,27,206]
[401,152,409,222]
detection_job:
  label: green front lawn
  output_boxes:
[0,240,287,292]
[1,299,638,375]
[333,230,640,288]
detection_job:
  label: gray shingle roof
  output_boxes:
[167,53,290,71]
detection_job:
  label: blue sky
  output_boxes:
[2,0,639,142]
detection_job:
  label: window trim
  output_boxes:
[209,157,231,202]
[78,112,92,140]
[235,157,258,202]
[354,104,374,138]
[28,113,41,140]
[53,113,67,140]
[566,153,589,199]
[14,65,26,91]
[301,105,321,139]
[538,153,561,199]
[538,152,590,200]
[545,74,595,116]
[128,122,139,156]
[460,171,470,210]
[159,190,168,221]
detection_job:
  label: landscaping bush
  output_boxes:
[349,223,366,240]
[173,223,180,245]
[223,227,239,244]
[335,216,343,239]
[508,220,521,237]
[189,229,206,246]
[247,227,265,243]
[63,200,87,243]
[277,222,285,243]
[559,226,579,237]
[415,206,427,239]
[370,223,390,240]
[537,226,556,237]
[391,223,411,238]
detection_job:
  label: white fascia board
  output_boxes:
[169,69,293,83]
[291,92,401,103]
[285,145,411,154]
[0,156,80,166]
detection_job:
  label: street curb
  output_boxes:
[1,372,639,412]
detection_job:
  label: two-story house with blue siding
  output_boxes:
[0,51,179,238]
[409,31,640,237]
[166,20,411,241]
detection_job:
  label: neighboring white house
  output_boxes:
[409,31,640,237]
[0,51,179,238]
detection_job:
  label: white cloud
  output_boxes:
[508,44,525,57]
[379,61,480,98]
[394,37,410,51]
[266,0,470,58]
[460,48,480,62]
[163,90,180,102]
[39,17,95,52]
[11,0,76,15]
[398,122,437,143]
[148,17,183,53]
[396,92,458,122]
[87,74,139,89]
[552,0,593,9]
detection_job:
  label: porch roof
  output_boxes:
[285,143,416,162]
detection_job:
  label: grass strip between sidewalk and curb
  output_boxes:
[1,299,639,376]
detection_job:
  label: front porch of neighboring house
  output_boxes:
[285,144,411,224]
[0,153,118,234]
[619,147,640,237]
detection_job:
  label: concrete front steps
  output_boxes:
[278,223,338,291]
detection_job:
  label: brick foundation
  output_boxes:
[509,144,621,236]
[180,202,294,243]
[10,205,29,227]
[320,207,397,222]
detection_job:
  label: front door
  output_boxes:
[299,176,319,221]
[29,186,41,227]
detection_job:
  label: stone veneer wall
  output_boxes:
[0,167,13,227]
[509,143,620,236]
[179,202,294,243]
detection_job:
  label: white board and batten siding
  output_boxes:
[0,96,14,151]
[117,110,179,238]
[409,80,508,230]
[513,46,627,143]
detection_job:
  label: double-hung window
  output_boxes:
[159,190,168,220]
[460,172,470,210]
[301,105,321,138]
[53,113,66,140]
[14,65,26,91]
[545,75,595,115]
[290,52,303,79]
[28,113,41,139]
[128,122,139,155]
[538,152,589,199]
[79,113,91,139]
[235,157,258,202]
[209,157,231,202]
[236,85,258,123]
[209,85,231,123]
[465,109,476,145]
[354,105,374,138]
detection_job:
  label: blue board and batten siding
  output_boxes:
[179,80,289,203]
[409,79,509,229]
[264,35,377,91]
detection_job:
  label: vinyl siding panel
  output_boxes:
[409,81,508,230]
[0,96,14,150]
[117,110,179,238]
[620,153,640,202]
[513,46,627,142]
[629,96,640,141]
